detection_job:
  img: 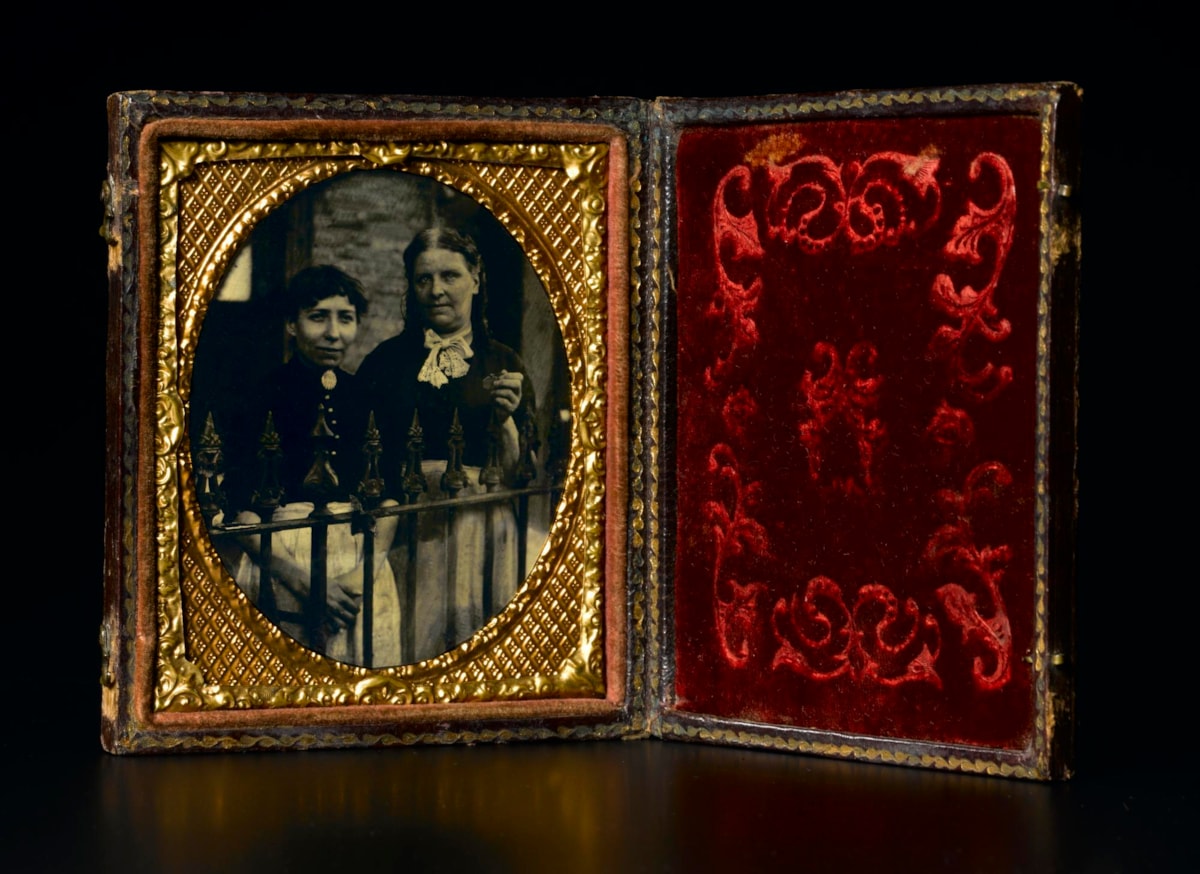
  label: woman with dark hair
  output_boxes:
[226,265,401,667]
[357,228,536,662]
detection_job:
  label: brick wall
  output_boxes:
[308,170,432,371]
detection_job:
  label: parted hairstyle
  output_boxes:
[402,227,491,340]
[281,265,369,322]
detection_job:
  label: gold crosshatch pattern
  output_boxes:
[154,141,608,710]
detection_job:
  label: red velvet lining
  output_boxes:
[673,116,1042,748]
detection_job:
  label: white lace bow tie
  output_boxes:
[418,328,474,388]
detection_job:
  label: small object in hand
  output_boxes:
[481,370,509,391]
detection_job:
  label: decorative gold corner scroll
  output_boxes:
[154,139,609,711]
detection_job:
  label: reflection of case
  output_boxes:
[103,86,1080,779]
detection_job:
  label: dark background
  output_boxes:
[7,14,1190,872]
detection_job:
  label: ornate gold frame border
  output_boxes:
[152,138,610,710]
[651,85,1080,779]
[102,102,641,753]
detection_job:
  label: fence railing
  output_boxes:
[194,403,565,667]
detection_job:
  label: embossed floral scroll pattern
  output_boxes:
[797,341,886,497]
[702,148,1018,691]
[704,444,769,668]
[927,462,1015,690]
[772,577,942,687]
[928,153,1018,403]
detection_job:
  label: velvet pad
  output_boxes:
[673,115,1042,748]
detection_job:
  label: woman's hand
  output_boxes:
[323,572,363,631]
[483,370,523,420]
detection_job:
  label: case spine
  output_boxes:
[1045,83,1083,779]
[101,91,143,753]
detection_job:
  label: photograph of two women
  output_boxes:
[190,170,570,668]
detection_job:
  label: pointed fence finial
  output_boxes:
[195,411,226,525]
[402,408,428,503]
[441,408,470,495]
[302,403,340,512]
[479,416,504,493]
[356,410,386,507]
[515,406,539,487]
[250,410,284,513]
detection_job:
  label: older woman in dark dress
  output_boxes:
[357,228,536,662]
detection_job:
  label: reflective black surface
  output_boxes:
[8,738,1192,872]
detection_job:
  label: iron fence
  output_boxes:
[194,403,564,666]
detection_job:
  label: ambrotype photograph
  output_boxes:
[189,171,571,669]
